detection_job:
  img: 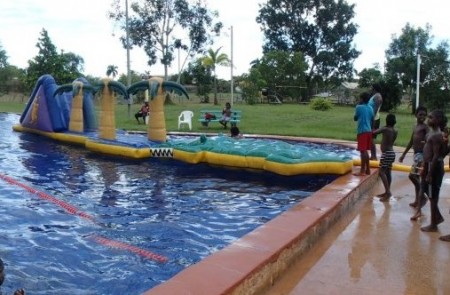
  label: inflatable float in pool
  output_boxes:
[12,74,354,176]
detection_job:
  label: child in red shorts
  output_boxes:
[354,92,374,176]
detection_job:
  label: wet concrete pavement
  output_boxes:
[264,155,450,295]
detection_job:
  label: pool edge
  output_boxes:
[143,170,378,295]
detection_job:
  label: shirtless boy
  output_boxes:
[373,113,398,202]
[411,110,447,232]
[399,106,428,207]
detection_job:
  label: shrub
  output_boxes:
[310,97,332,111]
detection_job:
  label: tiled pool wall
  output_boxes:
[145,170,378,295]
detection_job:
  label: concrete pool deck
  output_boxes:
[264,163,450,294]
[144,142,450,295]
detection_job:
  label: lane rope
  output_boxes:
[90,235,168,263]
[0,173,167,263]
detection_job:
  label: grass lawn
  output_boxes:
[0,98,418,147]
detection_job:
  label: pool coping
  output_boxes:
[144,134,378,295]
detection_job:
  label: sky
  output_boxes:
[0,0,448,81]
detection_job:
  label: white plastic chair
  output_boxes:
[178,110,194,130]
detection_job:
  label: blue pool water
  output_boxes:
[0,112,355,294]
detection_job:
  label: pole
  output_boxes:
[415,54,421,109]
[177,47,181,83]
[125,0,132,118]
[230,25,234,106]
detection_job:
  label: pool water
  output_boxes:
[0,112,354,294]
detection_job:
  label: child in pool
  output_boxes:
[230,126,243,138]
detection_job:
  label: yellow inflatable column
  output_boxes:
[69,82,84,133]
[147,77,167,142]
[99,79,116,140]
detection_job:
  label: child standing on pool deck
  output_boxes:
[398,106,428,208]
[439,124,450,242]
[411,110,448,231]
[353,92,374,176]
[373,113,398,202]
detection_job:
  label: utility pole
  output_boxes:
[230,25,234,106]
[125,0,131,118]
[415,54,421,110]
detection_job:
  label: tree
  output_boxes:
[384,24,431,106]
[0,44,10,93]
[357,66,403,112]
[256,0,360,97]
[252,50,307,102]
[26,29,84,92]
[357,66,383,89]
[238,68,266,105]
[106,65,118,78]
[378,73,403,112]
[385,23,450,112]
[59,51,85,82]
[183,58,212,102]
[109,0,223,80]
[201,47,229,105]
[0,43,8,68]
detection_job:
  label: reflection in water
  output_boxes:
[404,221,438,294]
[348,200,392,280]
[372,202,391,280]
[348,202,376,280]
[89,159,121,207]
[19,137,89,193]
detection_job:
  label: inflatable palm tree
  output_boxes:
[54,78,127,139]
[54,80,93,133]
[128,77,189,142]
[96,78,127,140]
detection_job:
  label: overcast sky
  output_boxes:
[0,0,448,80]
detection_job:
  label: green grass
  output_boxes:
[1,99,418,147]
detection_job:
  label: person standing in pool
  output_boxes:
[372,113,398,202]
[398,106,428,208]
[353,92,374,176]
[411,110,447,232]
[368,83,383,160]
[230,126,243,138]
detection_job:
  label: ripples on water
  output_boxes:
[0,113,353,294]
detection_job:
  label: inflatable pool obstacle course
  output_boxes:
[13,74,354,176]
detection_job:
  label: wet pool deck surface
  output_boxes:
[265,159,450,294]
[144,141,450,295]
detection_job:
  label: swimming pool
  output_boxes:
[0,112,354,294]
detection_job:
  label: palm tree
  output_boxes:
[106,65,118,79]
[202,47,230,105]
